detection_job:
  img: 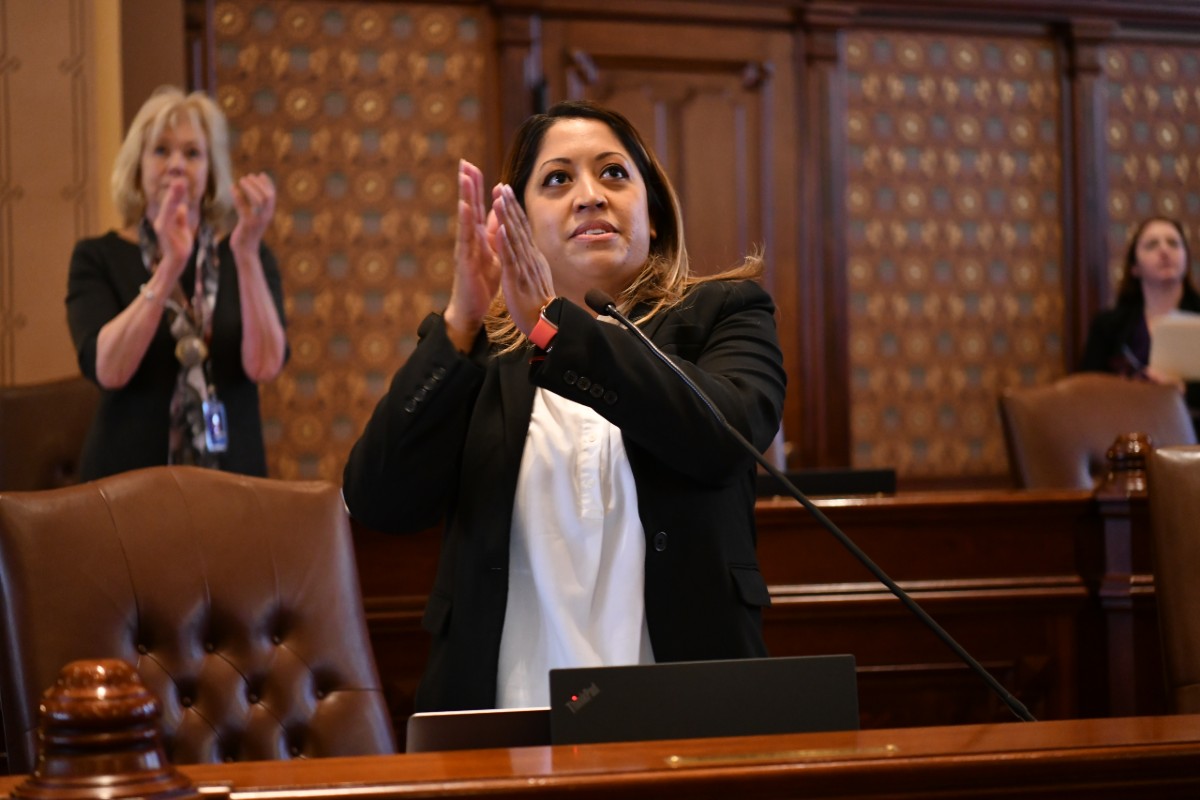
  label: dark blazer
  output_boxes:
[343,279,787,711]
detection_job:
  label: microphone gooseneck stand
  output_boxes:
[583,288,1036,723]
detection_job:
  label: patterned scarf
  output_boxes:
[139,218,222,467]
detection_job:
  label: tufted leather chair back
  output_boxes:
[999,373,1197,489]
[0,466,396,773]
[1147,445,1200,713]
[0,377,98,491]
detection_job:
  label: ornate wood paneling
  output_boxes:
[198,0,1200,484]
[843,30,1065,478]
[211,1,487,480]
[506,13,805,461]
[1103,41,1200,295]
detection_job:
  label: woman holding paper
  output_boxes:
[1080,216,1200,430]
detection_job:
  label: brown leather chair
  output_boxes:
[0,376,99,491]
[1147,445,1200,714]
[999,373,1197,489]
[0,466,396,773]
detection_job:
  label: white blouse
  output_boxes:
[496,386,655,708]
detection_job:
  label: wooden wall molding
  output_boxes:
[0,0,19,384]
[829,0,1200,28]
[490,0,1200,29]
[796,4,853,466]
[1062,17,1119,366]
[489,0,795,27]
[0,0,99,385]
[184,0,214,92]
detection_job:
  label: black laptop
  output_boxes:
[549,654,859,745]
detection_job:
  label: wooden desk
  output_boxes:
[354,488,1164,740]
[0,487,1162,771]
[4,715,1196,799]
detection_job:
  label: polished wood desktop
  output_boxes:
[3,715,1195,800]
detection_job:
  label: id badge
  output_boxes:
[202,398,229,453]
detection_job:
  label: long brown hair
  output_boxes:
[485,101,761,351]
[1114,216,1200,309]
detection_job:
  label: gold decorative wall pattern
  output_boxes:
[844,32,1064,478]
[1104,44,1200,293]
[212,0,486,480]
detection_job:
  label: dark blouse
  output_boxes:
[1080,293,1200,433]
[66,231,287,480]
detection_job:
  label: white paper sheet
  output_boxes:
[1149,310,1200,380]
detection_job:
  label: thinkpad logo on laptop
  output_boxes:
[565,682,600,714]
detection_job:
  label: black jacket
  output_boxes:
[343,279,787,711]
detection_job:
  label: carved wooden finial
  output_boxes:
[10,659,202,800]
[1098,432,1154,498]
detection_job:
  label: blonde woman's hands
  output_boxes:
[95,178,191,389]
[230,172,276,257]
[152,179,193,282]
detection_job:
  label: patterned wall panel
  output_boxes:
[844,32,1064,478]
[1104,44,1200,293]
[213,0,486,480]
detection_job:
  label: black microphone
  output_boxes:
[584,287,1036,723]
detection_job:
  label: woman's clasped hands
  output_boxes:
[444,160,554,351]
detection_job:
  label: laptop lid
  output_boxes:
[405,706,551,753]
[549,654,858,745]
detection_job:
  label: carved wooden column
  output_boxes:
[184,0,216,92]
[796,2,855,468]
[1092,433,1166,718]
[494,12,542,158]
[1062,18,1117,369]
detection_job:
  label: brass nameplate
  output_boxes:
[667,744,899,767]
